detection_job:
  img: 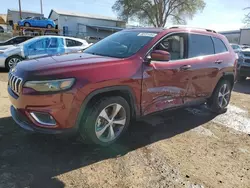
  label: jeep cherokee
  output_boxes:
[8,27,237,146]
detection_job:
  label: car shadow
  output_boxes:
[233,78,250,94]
[0,105,217,188]
[0,68,7,73]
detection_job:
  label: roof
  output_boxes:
[86,24,124,31]
[0,14,7,23]
[49,9,125,23]
[7,9,43,15]
[219,30,240,34]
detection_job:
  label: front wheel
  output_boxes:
[47,24,52,29]
[207,80,232,113]
[5,55,22,71]
[24,22,31,27]
[79,96,131,146]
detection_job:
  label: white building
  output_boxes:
[48,9,126,39]
[220,28,250,45]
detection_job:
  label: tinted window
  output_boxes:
[66,39,82,47]
[155,34,187,60]
[14,37,28,44]
[84,31,157,58]
[213,37,228,53]
[189,34,214,58]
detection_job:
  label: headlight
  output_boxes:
[23,78,75,92]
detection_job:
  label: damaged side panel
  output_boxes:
[141,60,191,116]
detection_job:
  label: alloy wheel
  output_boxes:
[95,103,126,143]
[218,84,230,108]
[8,58,21,69]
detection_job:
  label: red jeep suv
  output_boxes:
[8,27,237,146]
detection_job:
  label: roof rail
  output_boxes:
[167,25,217,33]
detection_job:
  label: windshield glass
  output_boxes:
[84,31,158,58]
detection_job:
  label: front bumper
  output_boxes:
[0,53,7,68]
[8,85,81,134]
[10,105,77,134]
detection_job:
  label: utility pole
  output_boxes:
[40,0,43,15]
[18,0,22,19]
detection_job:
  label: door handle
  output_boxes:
[180,65,192,70]
[215,60,223,64]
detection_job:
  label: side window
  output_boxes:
[188,34,214,58]
[213,37,228,54]
[66,39,82,47]
[155,34,187,60]
[14,37,26,44]
[29,39,45,49]
[46,38,59,48]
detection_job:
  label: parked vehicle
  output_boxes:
[236,48,250,81]
[240,44,250,50]
[8,27,236,146]
[18,17,56,28]
[0,35,91,70]
[0,36,33,50]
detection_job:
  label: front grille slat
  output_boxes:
[8,72,23,96]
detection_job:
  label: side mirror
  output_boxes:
[151,50,171,61]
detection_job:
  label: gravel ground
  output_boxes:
[0,68,250,188]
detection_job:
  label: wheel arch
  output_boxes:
[5,54,24,69]
[75,86,140,129]
[218,72,235,88]
[211,72,235,97]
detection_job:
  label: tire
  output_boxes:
[24,22,31,27]
[79,96,131,146]
[207,79,232,113]
[5,55,23,71]
[47,24,52,29]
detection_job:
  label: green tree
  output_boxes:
[112,0,206,27]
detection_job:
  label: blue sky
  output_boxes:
[0,0,249,31]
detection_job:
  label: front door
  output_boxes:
[26,38,48,59]
[141,33,192,115]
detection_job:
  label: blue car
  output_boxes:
[18,17,56,28]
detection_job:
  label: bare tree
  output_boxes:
[243,7,250,26]
[112,0,206,27]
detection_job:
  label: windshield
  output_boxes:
[84,31,158,58]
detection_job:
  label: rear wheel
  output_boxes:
[5,55,22,71]
[24,22,30,27]
[207,79,232,113]
[79,96,131,146]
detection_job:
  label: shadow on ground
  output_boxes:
[0,106,217,188]
[0,68,7,73]
[233,79,250,94]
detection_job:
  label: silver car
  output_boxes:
[0,35,91,70]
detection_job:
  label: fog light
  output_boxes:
[30,112,56,126]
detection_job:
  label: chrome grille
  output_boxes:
[8,72,23,95]
[245,59,250,63]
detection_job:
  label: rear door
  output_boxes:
[141,33,192,115]
[46,37,65,55]
[185,33,217,102]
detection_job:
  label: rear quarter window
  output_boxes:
[213,37,228,54]
[188,34,214,58]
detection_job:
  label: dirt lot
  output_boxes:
[0,68,250,188]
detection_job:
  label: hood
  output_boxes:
[0,45,15,51]
[16,52,121,73]
[3,45,22,56]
